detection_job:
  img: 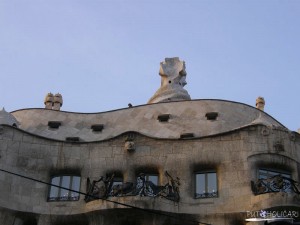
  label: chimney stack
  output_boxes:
[53,93,63,111]
[44,93,63,110]
[44,93,53,109]
[256,97,265,111]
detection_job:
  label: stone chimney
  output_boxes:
[256,97,265,111]
[44,93,54,109]
[148,57,191,104]
[53,93,63,111]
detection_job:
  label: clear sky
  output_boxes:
[0,0,299,131]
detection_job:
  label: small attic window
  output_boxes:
[91,124,104,132]
[48,121,61,129]
[66,137,80,142]
[157,114,170,122]
[205,112,218,121]
[180,133,194,139]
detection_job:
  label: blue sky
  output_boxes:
[0,0,299,131]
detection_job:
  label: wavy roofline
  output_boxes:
[10,98,286,129]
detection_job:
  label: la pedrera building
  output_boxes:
[0,58,299,225]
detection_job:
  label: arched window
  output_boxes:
[258,168,291,180]
[257,168,292,193]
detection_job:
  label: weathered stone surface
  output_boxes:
[0,108,19,127]
[0,124,298,225]
[11,100,285,142]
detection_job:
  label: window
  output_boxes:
[65,137,80,142]
[109,176,124,196]
[91,124,104,132]
[145,174,158,185]
[136,173,159,197]
[180,133,194,139]
[135,173,159,187]
[48,121,61,129]
[157,114,170,122]
[205,112,218,120]
[258,168,292,193]
[258,169,291,179]
[111,176,123,187]
[48,175,80,201]
[195,172,217,198]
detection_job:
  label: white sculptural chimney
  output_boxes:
[256,97,265,111]
[44,93,54,109]
[44,92,63,110]
[148,57,191,104]
[53,93,63,111]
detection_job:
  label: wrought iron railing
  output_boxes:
[48,195,79,201]
[84,171,180,202]
[251,175,300,195]
[195,191,218,199]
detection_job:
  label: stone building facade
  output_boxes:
[0,58,299,225]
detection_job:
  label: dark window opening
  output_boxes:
[157,114,170,122]
[66,137,80,142]
[91,124,104,132]
[205,112,218,120]
[48,121,61,129]
[180,133,194,139]
[13,217,37,225]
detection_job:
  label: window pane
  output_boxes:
[258,169,267,178]
[196,174,205,194]
[281,173,291,178]
[71,176,80,191]
[207,173,217,194]
[147,175,158,185]
[112,177,123,186]
[49,176,60,199]
[60,176,71,199]
[269,171,278,177]
[259,169,291,179]
[109,177,124,196]
[70,176,80,200]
